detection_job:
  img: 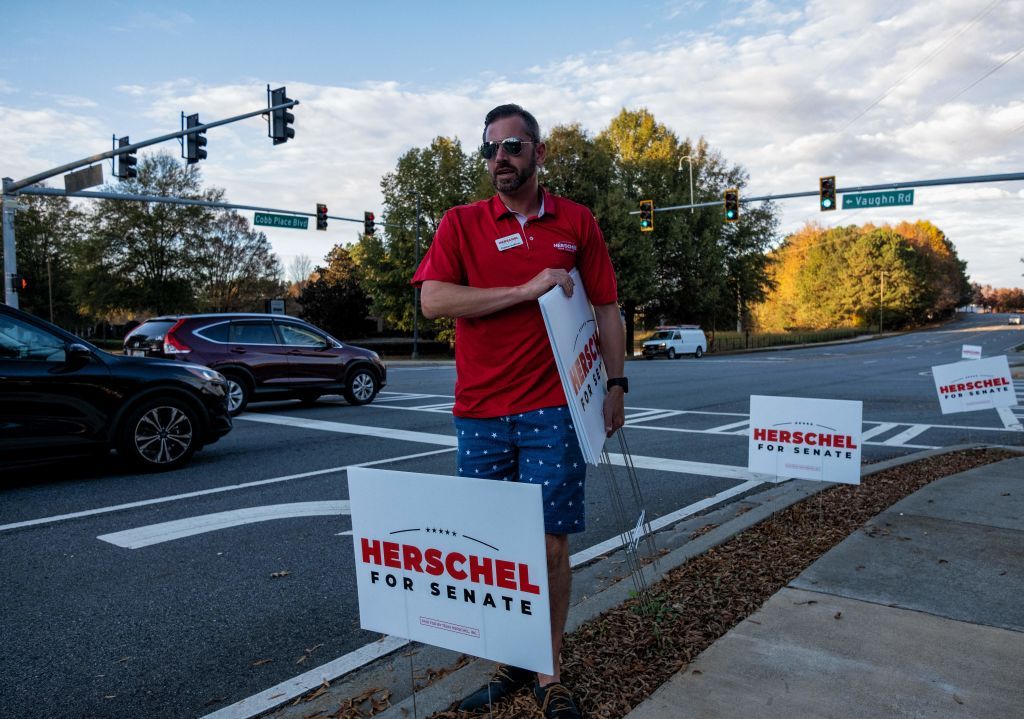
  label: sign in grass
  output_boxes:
[253,212,308,229]
[842,190,914,209]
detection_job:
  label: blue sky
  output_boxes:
[4,0,1023,288]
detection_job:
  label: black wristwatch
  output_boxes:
[606,377,629,393]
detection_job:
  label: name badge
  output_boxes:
[495,233,524,252]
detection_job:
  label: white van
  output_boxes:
[641,325,707,359]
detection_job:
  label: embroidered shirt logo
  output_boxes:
[553,241,577,253]
[495,233,524,252]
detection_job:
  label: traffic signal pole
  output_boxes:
[2,95,299,307]
[630,171,1024,215]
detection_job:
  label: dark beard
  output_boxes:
[490,157,536,193]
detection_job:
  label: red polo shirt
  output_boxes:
[412,188,618,418]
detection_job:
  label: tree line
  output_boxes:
[752,220,973,331]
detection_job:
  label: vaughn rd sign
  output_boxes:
[842,189,914,209]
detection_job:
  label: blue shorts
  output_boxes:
[453,405,587,535]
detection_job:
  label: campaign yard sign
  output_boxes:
[961,344,982,360]
[931,355,1016,415]
[748,395,863,485]
[537,268,608,465]
[348,468,553,674]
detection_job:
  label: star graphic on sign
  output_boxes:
[539,409,545,415]
[491,432,498,438]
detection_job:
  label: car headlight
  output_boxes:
[186,366,224,383]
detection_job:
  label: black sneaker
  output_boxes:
[533,681,583,719]
[457,664,534,713]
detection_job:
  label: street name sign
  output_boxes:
[842,189,914,210]
[64,165,104,193]
[253,212,308,230]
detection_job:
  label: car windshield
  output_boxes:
[650,331,673,340]
[127,320,177,341]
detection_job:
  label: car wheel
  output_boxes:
[343,367,379,405]
[299,391,322,406]
[667,348,676,360]
[694,346,703,358]
[118,397,199,471]
[222,372,251,416]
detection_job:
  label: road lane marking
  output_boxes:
[98,501,352,549]
[0,447,455,533]
[704,419,751,434]
[861,423,898,441]
[882,424,931,446]
[996,407,1023,431]
[237,414,459,445]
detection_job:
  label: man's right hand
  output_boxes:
[521,268,574,300]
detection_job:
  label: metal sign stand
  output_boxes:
[600,430,658,613]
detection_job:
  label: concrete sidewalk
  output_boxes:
[624,456,1024,719]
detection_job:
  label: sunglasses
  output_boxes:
[479,137,535,160]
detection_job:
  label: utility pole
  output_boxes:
[412,191,421,359]
[880,271,885,334]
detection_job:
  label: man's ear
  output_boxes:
[535,141,546,167]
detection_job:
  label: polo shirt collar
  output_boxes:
[489,187,558,221]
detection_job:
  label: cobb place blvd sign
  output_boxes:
[254,212,309,230]
[842,189,915,210]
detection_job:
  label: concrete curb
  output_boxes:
[276,443,1022,719]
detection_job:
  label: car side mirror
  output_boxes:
[66,343,93,363]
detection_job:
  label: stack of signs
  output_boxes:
[931,355,1016,414]
[537,268,608,465]
[348,468,553,674]
[748,395,863,485]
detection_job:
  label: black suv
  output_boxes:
[124,314,387,415]
[1,304,232,471]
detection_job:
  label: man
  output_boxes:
[411,104,627,719]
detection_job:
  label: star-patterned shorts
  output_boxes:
[453,405,586,535]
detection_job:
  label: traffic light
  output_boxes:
[116,136,137,179]
[724,188,739,223]
[639,199,654,232]
[270,87,295,145]
[316,203,328,231]
[185,114,207,164]
[819,175,837,212]
[13,275,27,292]
[364,211,375,235]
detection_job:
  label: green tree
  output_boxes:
[353,137,487,333]
[297,245,372,339]
[75,152,223,315]
[1,191,85,327]
[193,212,284,312]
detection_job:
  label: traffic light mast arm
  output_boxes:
[3,98,300,194]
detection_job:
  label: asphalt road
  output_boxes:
[1,312,1021,719]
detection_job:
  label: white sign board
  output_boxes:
[931,355,1016,415]
[349,468,552,674]
[537,268,607,465]
[961,344,982,360]
[748,395,863,485]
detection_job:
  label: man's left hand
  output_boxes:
[603,386,626,437]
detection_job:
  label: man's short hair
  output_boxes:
[483,104,541,143]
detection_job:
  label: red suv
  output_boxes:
[124,314,386,415]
